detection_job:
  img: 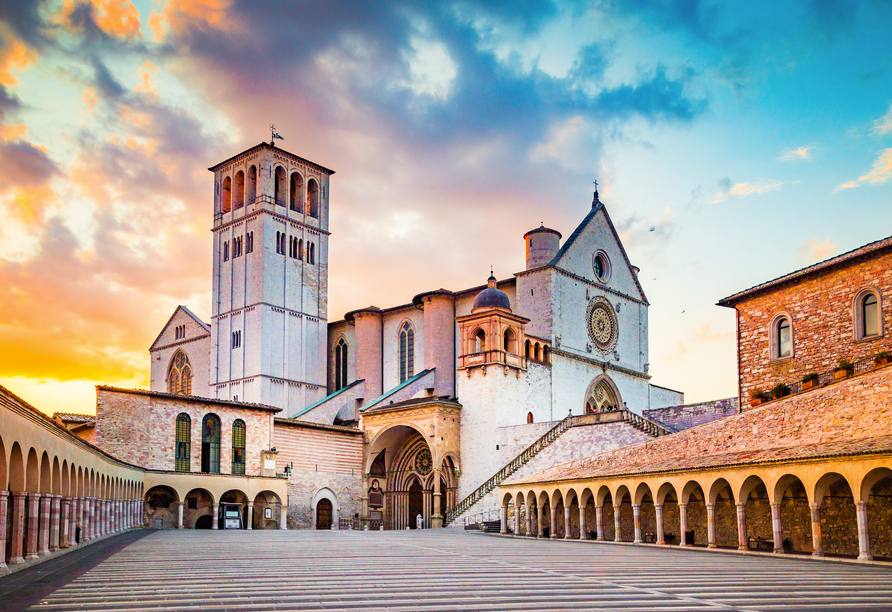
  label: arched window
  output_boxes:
[232,419,246,475]
[474,329,485,353]
[221,176,232,213]
[175,414,190,472]
[527,412,534,424]
[298,238,303,260]
[770,313,793,360]
[290,172,303,212]
[542,346,550,364]
[201,414,221,473]
[855,289,882,340]
[534,343,540,361]
[307,178,319,218]
[246,165,257,205]
[335,338,348,391]
[503,328,516,353]
[274,167,286,206]
[167,350,192,395]
[585,380,619,414]
[308,242,315,264]
[399,322,415,383]
[524,339,531,359]
[233,170,244,209]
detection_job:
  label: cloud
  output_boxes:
[57,0,143,42]
[835,148,892,192]
[796,237,836,263]
[874,104,892,135]
[779,145,814,161]
[712,178,783,203]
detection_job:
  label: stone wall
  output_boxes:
[643,397,739,432]
[96,387,274,475]
[731,248,892,402]
[285,469,363,530]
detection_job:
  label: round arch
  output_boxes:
[312,487,339,530]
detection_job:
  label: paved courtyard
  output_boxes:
[4,529,892,611]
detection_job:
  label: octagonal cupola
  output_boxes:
[472,273,511,312]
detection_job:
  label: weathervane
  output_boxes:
[270,124,284,146]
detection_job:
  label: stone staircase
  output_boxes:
[444,410,671,527]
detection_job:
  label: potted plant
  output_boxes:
[801,372,820,391]
[875,351,892,367]
[749,387,768,406]
[834,358,854,380]
[771,382,791,399]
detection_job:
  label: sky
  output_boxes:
[1,0,891,417]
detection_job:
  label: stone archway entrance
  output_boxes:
[316,498,333,530]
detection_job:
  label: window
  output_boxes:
[855,289,882,340]
[223,241,229,262]
[167,350,192,395]
[246,165,257,205]
[201,414,221,473]
[307,242,315,265]
[527,412,534,424]
[592,250,611,282]
[232,330,241,349]
[174,324,186,340]
[233,236,242,258]
[221,176,231,213]
[276,232,286,255]
[290,172,303,212]
[399,321,415,383]
[307,178,319,218]
[246,231,253,253]
[474,329,485,353]
[524,339,531,359]
[175,414,190,472]
[298,238,303,260]
[770,313,794,360]
[503,328,516,353]
[335,338,348,391]
[274,167,286,206]
[232,419,246,475]
[233,170,244,209]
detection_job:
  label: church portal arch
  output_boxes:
[312,487,339,530]
[584,375,622,414]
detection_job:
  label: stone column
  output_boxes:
[500,505,508,534]
[735,502,747,551]
[84,498,92,540]
[526,506,532,536]
[579,505,586,540]
[809,503,823,556]
[38,494,51,556]
[855,501,871,561]
[280,506,288,529]
[595,505,604,540]
[564,505,572,539]
[632,504,642,543]
[770,503,783,553]
[706,504,716,549]
[75,498,84,543]
[70,498,79,545]
[177,502,184,529]
[60,498,70,549]
[50,495,61,552]
[431,475,443,528]
[25,493,40,560]
[679,503,688,546]
[212,502,219,529]
[247,504,254,530]
[549,505,558,538]
[9,492,26,565]
[613,505,621,542]
[0,491,8,573]
[655,504,665,545]
[514,505,521,535]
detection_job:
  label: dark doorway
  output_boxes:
[316,498,333,530]
[408,479,423,528]
[195,515,213,530]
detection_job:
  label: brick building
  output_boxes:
[501,233,892,562]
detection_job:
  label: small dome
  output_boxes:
[473,274,511,311]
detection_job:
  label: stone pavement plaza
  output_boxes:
[4,530,892,612]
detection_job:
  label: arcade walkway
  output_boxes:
[3,529,892,611]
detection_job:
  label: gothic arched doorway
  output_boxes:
[316,498,333,530]
[408,479,423,528]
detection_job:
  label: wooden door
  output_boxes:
[316,498,332,530]
[408,480,423,528]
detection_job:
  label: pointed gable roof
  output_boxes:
[149,305,211,351]
[549,198,648,304]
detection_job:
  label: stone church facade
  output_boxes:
[135,142,697,530]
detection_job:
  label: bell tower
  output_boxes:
[208,143,334,416]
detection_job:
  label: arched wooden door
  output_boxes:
[408,479,423,528]
[316,498,333,530]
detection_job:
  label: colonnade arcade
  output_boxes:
[0,386,146,574]
[143,484,284,530]
[500,456,892,561]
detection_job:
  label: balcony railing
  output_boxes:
[458,349,527,370]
